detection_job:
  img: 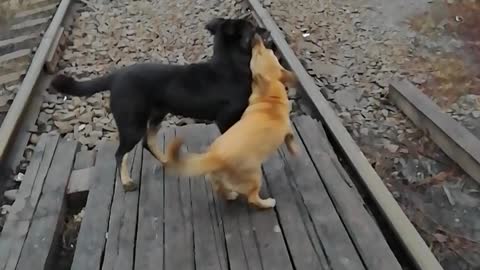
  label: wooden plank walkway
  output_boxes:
[0,115,403,270]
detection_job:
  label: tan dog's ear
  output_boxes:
[280,69,297,88]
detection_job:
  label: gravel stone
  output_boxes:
[266,0,480,265]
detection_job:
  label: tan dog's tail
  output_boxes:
[165,138,222,177]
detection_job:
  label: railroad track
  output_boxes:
[0,0,61,123]
[0,0,445,269]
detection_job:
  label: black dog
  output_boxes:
[51,18,272,192]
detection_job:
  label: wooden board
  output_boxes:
[204,126,262,270]
[262,152,329,270]
[182,124,227,270]
[275,129,365,270]
[67,150,97,208]
[163,127,194,270]
[293,115,402,270]
[390,79,480,184]
[101,144,142,270]
[135,131,165,270]
[66,167,94,194]
[0,133,59,270]
[15,138,78,270]
[246,184,294,270]
[246,1,443,269]
[70,142,117,270]
[73,150,96,170]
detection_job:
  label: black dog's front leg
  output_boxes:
[216,106,246,134]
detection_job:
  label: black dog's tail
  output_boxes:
[50,74,114,97]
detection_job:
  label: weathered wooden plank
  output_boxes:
[276,131,365,270]
[0,71,24,85]
[102,144,142,270]
[66,167,93,194]
[307,118,358,194]
[73,150,96,170]
[182,124,226,270]
[247,1,442,269]
[135,131,165,270]
[10,17,52,30]
[0,34,38,48]
[202,126,262,270]
[70,142,117,270]
[221,198,263,270]
[0,133,59,270]
[262,152,329,270]
[247,183,294,270]
[203,125,228,270]
[163,127,194,270]
[67,150,96,195]
[14,3,58,18]
[294,116,402,270]
[15,138,78,270]
[45,26,66,74]
[390,79,480,184]
[0,49,31,63]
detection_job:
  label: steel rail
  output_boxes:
[0,0,71,162]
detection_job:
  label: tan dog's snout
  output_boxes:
[252,33,264,48]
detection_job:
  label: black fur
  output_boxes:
[50,18,272,190]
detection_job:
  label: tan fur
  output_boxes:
[120,153,136,191]
[164,35,299,209]
[146,123,167,163]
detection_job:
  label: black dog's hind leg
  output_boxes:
[115,120,147,192]
[143,111,167,164]
[216,105,246,134]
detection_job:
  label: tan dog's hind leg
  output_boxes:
[243,170,276,209]
[146,123,167,164]
[120,153,137,191]
[210,173,239,201]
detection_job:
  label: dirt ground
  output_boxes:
[266,0,480,269]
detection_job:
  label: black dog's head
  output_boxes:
[206,17,276,53]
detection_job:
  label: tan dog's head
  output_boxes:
[249,34,297,102]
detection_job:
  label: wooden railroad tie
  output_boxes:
[44,26,67,74]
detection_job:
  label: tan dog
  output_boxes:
[164,34,299,209]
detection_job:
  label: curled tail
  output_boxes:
[165,138,223,177]
[50,74,114,97]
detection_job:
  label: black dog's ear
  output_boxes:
[206,18,225,34]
